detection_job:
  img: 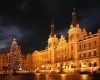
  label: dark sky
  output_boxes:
[0,0,100,54]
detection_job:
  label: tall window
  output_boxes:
[71,64,73,68]
[89,42,91,47]
[79,54,81,58]
[88,52,91,57]
[84,43,86,48]
[89,62,91,67]
[84,53,86,57]
[94,62,97,67]
[79,64,81,68]
[94,51,96,56]
[79,45,81,49]
[83,63,86,68]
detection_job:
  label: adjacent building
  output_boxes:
[0,54,8,74]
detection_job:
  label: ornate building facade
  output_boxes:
[32,8,100,73]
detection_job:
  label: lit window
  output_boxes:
[83,63,86,68]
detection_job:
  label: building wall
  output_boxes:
[0,53,8,74]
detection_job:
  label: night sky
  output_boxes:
[0,0,100,54]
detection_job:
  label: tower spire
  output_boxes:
[50,18,56,37]
[71,5,78,27]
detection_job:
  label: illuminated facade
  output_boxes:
[32,8,100,73]
[24,53,32,71]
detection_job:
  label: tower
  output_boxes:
[7,39,21,71]
[68,8,82,42]
[48,19,58,71]
[48,19,58,48]
[68,8,82,70]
